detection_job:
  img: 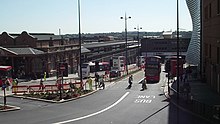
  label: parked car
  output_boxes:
[109,69,121,78]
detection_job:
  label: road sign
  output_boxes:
[58,62,68,77]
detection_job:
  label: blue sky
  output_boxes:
[0,0,192,34]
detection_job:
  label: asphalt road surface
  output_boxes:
[0,70,210,124]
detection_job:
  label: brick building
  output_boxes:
[202,0,220,94]
[0,31,80,79]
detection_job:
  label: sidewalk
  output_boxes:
[164,76,220,123]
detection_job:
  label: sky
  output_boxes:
[0,0,192,35]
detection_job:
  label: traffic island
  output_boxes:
[11,80,99,103]
[0,104,20,112]
[12,89,96,103]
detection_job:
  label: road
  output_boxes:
[0,69,210,124]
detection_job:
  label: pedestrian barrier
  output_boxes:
[62,84,70,90]
[74,82,82,88]
[169,84,220,123]
[44,85,58,92]
[12,85,28,94]
[29,85,44,93]
[12,81,83,95]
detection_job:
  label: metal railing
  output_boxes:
[169,84,220,123]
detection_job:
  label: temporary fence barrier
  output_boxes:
[12,85,28,94]
[29,85,44,93]
[62,84,70,90]
[44,85,58,92]
[12,81,83,95]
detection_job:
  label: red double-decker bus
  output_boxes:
[145,56,161,82]
[0,66,13,87]
[165,56,185,77]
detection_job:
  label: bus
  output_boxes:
[145,56,161,82]
[112,56,126,71]
[99,62,110,71]
[78,63,90,78]
[0,66,13,87]
[89,61,110,73]
[165,56,184,77]
[136,56,145,68]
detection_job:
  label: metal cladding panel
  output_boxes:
[185,0,201,67]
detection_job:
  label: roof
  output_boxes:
[8,32,61,40]
[81,46,90,53]
[32,34,62,40]
[5,47,44,55]
[83,40,125,48]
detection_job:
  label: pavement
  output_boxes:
[164,74,220,124]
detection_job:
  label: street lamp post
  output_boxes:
[78,0,83,89]
[176,0,180,101]
[121,13,131,75]
[134,25,142,68]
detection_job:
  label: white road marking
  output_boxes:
[53,92,130,124]
[134,95,155,104]
[134,99,152,103]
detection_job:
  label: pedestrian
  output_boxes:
[86,76,93,91]
[43,71,47,81]
[140,78,147,91]
[95,72,99,88]
[104,70,109,81]
[12,78,18,93]
[99,75,105,89]
[5,78,10,91]
[126,75,133,89]
[39,79,44,90]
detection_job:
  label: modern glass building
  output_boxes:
[185,0,201,67]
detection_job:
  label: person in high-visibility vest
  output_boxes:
[87,76,93,91]
[12,79,18,93]
[44,71,47,81]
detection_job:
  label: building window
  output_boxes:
[218,0,220,14]
[217,47,220,64]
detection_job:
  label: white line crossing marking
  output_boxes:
[53,92,130,124]
[134,95,155,104]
